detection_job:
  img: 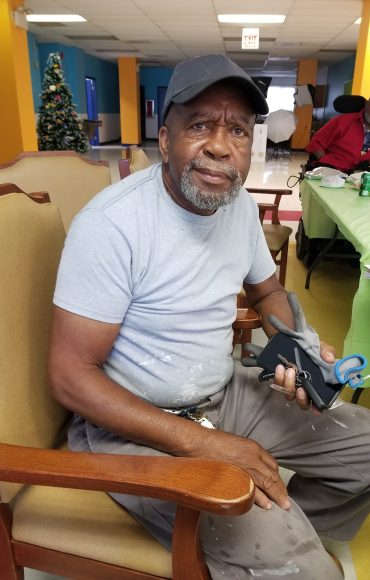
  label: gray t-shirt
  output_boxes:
[54,163,275,407]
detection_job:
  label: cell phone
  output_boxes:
[256,333,344,410]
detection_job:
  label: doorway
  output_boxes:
[157,86,168,132]
[85,77,99,146]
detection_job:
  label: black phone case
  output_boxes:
[256,333,344,410]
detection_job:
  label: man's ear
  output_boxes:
[159,125,169,163]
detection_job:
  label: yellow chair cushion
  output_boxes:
[130,148,151,173]
[0,194,70,503]
[12,484,173,578]
[263,224,293,253]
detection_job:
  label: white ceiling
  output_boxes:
[24,0,363,77]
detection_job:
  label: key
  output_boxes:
[277,354,298,372]
[293,347,312,385]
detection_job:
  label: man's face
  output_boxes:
[159,81,256,215]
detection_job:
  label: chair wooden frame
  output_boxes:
[0,443,254,580]
[247,188,293,287]
[118,146,151,179]
[233,300,261,359]
[0,185,255,580]
[0,151,111,231]
[0,150,109,170]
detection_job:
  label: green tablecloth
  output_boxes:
[300,178,370,386]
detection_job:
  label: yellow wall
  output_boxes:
[118,58,141,145]
[0,0,37,163]
[352,0,370,97]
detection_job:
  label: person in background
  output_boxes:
[306,96,370,173]
[48,54,370,579]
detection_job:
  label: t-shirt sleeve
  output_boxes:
[54,208,132,323]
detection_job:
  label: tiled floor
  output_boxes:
[25,143,358,579]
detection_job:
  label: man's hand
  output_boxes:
[273,340,335,413]
[199,430,290,511]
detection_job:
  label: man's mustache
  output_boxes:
[186,158,241,181]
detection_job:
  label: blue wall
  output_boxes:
[140,65,173,105]
[324,54,356,120]
[28,33,42,109]
[28,35,119,115]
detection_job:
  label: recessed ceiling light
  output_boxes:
[26,14,87,23]
[355,17,361,24]
[218,14,286,24]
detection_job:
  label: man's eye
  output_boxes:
[232,127,247,137]
[192,123,207,131]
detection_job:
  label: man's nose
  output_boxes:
[204,127,230,159]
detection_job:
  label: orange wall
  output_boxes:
[118,58,141,145]
[0,0,37,163]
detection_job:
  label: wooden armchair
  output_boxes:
[0,151,111,231]
[247,188,293,286]
[0,185,254,580]
[119,146,151,179]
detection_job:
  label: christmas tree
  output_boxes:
[37,53,90,153]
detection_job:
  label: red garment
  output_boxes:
[306,110,370,172]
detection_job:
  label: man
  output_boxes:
[306,96,370,173]
[49,54,370,579]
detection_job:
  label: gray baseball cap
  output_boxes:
[162,53,269,120]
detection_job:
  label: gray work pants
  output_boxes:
[69,362,370,579]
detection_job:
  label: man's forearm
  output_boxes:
[254,290,294,338]
[243,276,294,338]
[50,362,210,457]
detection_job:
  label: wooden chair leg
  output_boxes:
[172,506,210,580]
[240,329,252,358]
[0,504,24,580]
[277,242,289,287]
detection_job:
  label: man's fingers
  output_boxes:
[253,488,272,509]
[296,386,311,410]
[319,341,335,363]
[249,468,291,510]
[274,364,296,400]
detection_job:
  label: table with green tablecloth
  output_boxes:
[300,178,370,388]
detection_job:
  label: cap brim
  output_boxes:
[172,75,269,115]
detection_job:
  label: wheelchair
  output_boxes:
[294,94,368,268]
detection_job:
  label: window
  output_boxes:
[266,86,295,112]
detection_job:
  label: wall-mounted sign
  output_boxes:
[242,28,259,50]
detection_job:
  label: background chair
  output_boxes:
[0,151,111,230]
[0,185,254,580]
[119,146,151,179]
[247,188,293,286]
[233,293,261,358]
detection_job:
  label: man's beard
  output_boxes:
[180,159,243,211]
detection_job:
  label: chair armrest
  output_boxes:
[246,188,292,196]
[233,308,261,330]
[0,443,254,516]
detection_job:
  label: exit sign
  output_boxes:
[242,28,259,49]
